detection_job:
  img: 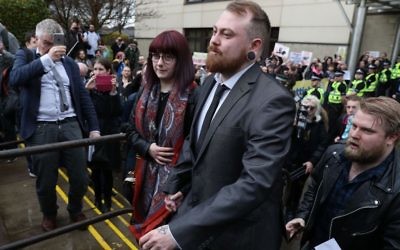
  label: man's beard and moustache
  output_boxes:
[344,138,386,164]
[206,45,247,75]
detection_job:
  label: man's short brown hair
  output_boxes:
[359,97,400,138]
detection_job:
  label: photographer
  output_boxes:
[85,57,122,213]
[284,95,330,221]
[66,20,85,59]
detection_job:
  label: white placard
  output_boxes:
[273,43,290,58]
[301,51,313,66]
[289,51,302,65]
[192,52,208,65]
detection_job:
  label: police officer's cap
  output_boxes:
[334,71,344,77]
[368,64,377,69]
[311,75,321,81]
[355,69,364,75]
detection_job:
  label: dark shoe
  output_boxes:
[70,212,88,230]
[104,197,112,213]
[94,200,102,210]
[41,216,57,232]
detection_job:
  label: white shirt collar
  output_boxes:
[213,63,254,90]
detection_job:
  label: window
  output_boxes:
[184,28,213,53]
[184,27,280,57]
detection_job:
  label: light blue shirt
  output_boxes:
[341,115,354,140]
[37,53,76,121]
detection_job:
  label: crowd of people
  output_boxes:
[1,1,400,249]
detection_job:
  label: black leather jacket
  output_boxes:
[297,144,400,250]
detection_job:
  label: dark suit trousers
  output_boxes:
[26,119,88,216]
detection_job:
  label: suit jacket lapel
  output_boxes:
[195,64,260,160]
[189,78,216,148]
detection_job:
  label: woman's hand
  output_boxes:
[85,72,96,90]
[109,75,118,95]
[148,143,174,165]
[164,191,183,212]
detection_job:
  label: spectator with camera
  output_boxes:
[66,19,85,59]
[85,57,122,213]
[284,95,329,221]
[10,18,100,231]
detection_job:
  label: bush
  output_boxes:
[0,0,49,43]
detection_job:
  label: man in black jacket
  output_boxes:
[286,96,400,249]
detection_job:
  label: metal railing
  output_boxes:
[0,133,126,159]
[0,208,133,250]
[0,133,131,249]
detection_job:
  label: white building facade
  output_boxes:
[134,0,400,64]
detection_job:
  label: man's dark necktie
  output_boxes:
[196,83,228,154]
[51,67,69,112]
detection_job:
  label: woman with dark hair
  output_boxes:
[85,57,122,212]
[126,30,197,238]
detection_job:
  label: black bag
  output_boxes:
[91,143,111,165]
[2,89,19,117]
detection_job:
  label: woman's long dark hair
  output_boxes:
[145,30,195,93]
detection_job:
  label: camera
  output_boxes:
[295,104,308,139]
[53,33,65,46]
[293,90,308,139]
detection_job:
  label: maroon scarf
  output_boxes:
[129,81,196,239]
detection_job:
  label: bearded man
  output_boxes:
[138,1,295,250]
[286,96,400,249]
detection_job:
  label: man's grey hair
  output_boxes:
[36,19,64,38]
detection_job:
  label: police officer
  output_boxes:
[306,75,325,104]
[325,71,347,142]
[347,68,366,97]
[377,61,392,97]
[390,60,400,99]
[364,64,378,97]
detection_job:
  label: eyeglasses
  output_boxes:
[151,53,175,64]
[303,105,316,111]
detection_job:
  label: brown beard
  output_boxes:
[344,140,385,164]
[206,45,247,75]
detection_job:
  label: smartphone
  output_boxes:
[53,33,65,46]
[95,74,113,92]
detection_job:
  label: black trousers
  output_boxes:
[27,119,88,217]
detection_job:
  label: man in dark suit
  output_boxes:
[10,19,100,232]
[139,1,295,249]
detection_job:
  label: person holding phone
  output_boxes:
[85,57,122,212]
[126,30,197,239]
[9,19,100,231]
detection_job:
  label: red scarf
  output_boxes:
[129,81,196,239]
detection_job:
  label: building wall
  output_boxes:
[360,14,399,59]
[136,0,354,41]
[135,0,398,61]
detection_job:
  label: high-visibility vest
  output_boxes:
[328,81,347,104]
[391,62,400,80]
[379,68,391,84]
[347,79,366,97]
[306,87,325,104]
[365,73,378,93]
